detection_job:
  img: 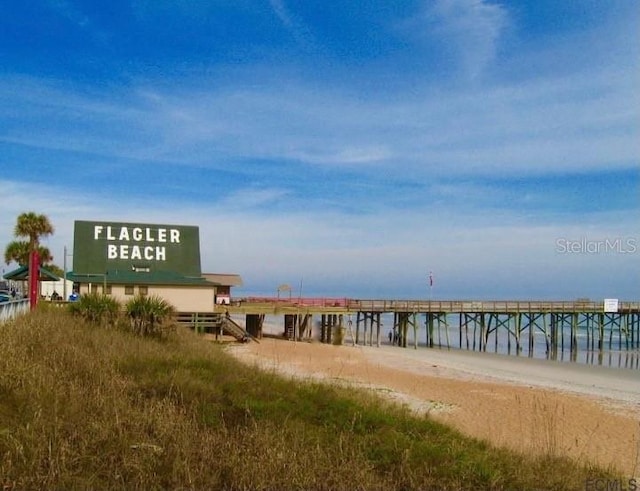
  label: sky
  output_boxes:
[1,0,638,300]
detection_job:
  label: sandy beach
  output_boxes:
[226,335,640,476]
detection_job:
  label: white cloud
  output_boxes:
[215,188,291,210]
[47,0,91,29]
[268,0,293,29]
[268,0,317,51]
[1,179,637,299]
[2,57,637,177]
[400,0,508,78]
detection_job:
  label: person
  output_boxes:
[51,291,60,301]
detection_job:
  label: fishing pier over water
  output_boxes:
[221,298,640,365]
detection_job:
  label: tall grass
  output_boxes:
[0,308,615,490]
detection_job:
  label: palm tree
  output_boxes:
[4,212,55,266]
[14,212,54,251]
[4,241,53,266]
[3,212,55,301]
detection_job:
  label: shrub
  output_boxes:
[68,292,121,327]
[125,294,175,337]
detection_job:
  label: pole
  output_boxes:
[63,245,68,301]
[29,250,40,310]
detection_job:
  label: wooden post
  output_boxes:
[528,314,535,357]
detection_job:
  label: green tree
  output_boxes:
[4,212,55,266]
[4,241,53,266]
[15,212,54,251]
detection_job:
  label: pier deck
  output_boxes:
[220,298,640,365]
[224,298,640,315]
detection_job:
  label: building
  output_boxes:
[66,220,242,312]
[202,273,243,305]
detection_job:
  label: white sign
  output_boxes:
[603,298,619,313]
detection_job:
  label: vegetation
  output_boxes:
[0,308,614,490]
[125,294,176,337]
[67,293,175,336]
[68,292,122,328]
[3,240,55,268]
[3,211,55,266]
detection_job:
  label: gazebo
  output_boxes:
[3,264,61,307]
[3,264,61,282]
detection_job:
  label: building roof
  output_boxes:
[67,269,218,287]
[3,264,61,281]
[202,273,243,287]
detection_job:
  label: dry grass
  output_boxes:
[0,307,617,490]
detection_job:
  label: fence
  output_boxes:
[0,299,30,323]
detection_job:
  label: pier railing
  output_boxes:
[234,298,640,314]
[347,299,640,313]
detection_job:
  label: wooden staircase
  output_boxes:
[222,315,259,343]
[175,312,258,343]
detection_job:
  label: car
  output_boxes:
[0,293,11,303]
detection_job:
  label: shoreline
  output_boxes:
[247,314,640,372]
[364,343,640,410]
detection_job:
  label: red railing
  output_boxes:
[241,297,349,307]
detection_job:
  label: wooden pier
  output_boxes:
[224,298,640,361]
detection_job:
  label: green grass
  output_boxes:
[0,307,616,490]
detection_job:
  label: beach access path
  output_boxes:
[226,336,640,476]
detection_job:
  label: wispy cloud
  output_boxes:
[3,59,635,180]
[47,0,90,28]
[268,0,317,51]
[215,188,291,211]
[401,0,509,78]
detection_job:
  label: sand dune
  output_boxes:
[226,337,640,476]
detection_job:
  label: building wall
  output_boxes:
[77,283,215,312]
[41,279,74,299]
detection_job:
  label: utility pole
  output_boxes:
[63,245,68,301]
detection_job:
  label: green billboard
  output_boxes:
[73,220,202,277]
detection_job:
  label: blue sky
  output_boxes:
[1,0,638,300]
